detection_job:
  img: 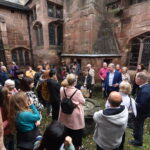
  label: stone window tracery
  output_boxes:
[12,48,30,66]
[48,22,63,46]
[129,33,150,70]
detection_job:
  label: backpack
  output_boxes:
[41,80,51,102]
[61,88,78,114]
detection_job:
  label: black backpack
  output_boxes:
[61,88,78,114]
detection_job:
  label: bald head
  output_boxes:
[108,91,122,107]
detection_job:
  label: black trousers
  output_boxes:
[51,101,60,120]
[133,114,147,145]
[65,127,83,148]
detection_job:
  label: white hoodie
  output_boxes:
[93,106,128,150]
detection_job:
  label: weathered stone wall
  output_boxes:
[0,7,30,65]
[112,1,150,68]
[28,0,63,66]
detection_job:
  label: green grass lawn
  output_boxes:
[40,92,150,150]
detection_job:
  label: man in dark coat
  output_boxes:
[14,70,24,90]
[129,72,150,147]
[105,63,122,97]
[0,66,9,86]
[47,69,60,120]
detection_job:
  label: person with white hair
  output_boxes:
[4,79,18,95]
[105,63,122,97]
[86,64,95,98]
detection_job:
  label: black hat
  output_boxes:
[15,70,24,75]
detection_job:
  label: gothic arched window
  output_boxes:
[129,33,150,70]
[12,48,31,66]
[34,22,44,46]
[48,22,63,46]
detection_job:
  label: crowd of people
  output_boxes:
[0,60,149,150]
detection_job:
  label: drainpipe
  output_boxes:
[27,13,34,68]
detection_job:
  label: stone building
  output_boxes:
[28,0,63,65]
[0,0,31,66]
[62,0,150,72]
[0,0,63,67]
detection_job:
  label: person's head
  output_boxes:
[1,66,7,72]
[61,79,68,87]
[49,69,57,80]
[135,72,148,85]
[116,64,121,70]
[37,65,43,72]
[119,81,132,95]
[64,136,73,146]
[4,79,15,91]
[38,121,66,150]
[0,61,4,66]
[45,64,50,71]
[16,70,24,79]
[103,62,107,68]
[27,66,32,71]
[108,91,122,107]
[11,61,16,66]
[66,74,77,86]
[8,92,30,132]
[20,77,34,92]
[108,63,115,72]
[61,60,66,65]
[87,64,91,70]
[137,64,145,72]
[42,70,50,80]
[122,67,128,74]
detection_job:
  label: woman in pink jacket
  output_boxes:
[59,74,85,150]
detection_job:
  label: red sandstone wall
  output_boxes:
[28,0,63,66]
[0,7,30,65]
[112,1,150,66]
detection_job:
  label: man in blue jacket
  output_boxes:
[129,72,150,147]
[105,63,122,97]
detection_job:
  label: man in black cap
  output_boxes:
[14,70,24,90]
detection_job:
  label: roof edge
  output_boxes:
[61,53,122,57]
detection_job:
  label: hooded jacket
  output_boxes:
[93,106,128,150]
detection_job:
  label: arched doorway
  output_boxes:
[129,33,150,70]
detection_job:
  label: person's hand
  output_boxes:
[113,83,119,87]
[35,121,40,126]
[28,98,33,106]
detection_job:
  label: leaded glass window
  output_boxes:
[47,1,63,19]
[141,38,150,68]
[12,50,18,65]
[56,6,63,18]
[34,23,43,46]
[129,33,150,70]
[49,23,56,45]
[57,24,63,46]
[11,49,30,66]
[48,2,54,17]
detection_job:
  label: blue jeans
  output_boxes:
[133,113,147,145]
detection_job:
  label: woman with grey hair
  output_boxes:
[105,81,137,117]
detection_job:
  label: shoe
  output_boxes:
[128,140,142,147]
